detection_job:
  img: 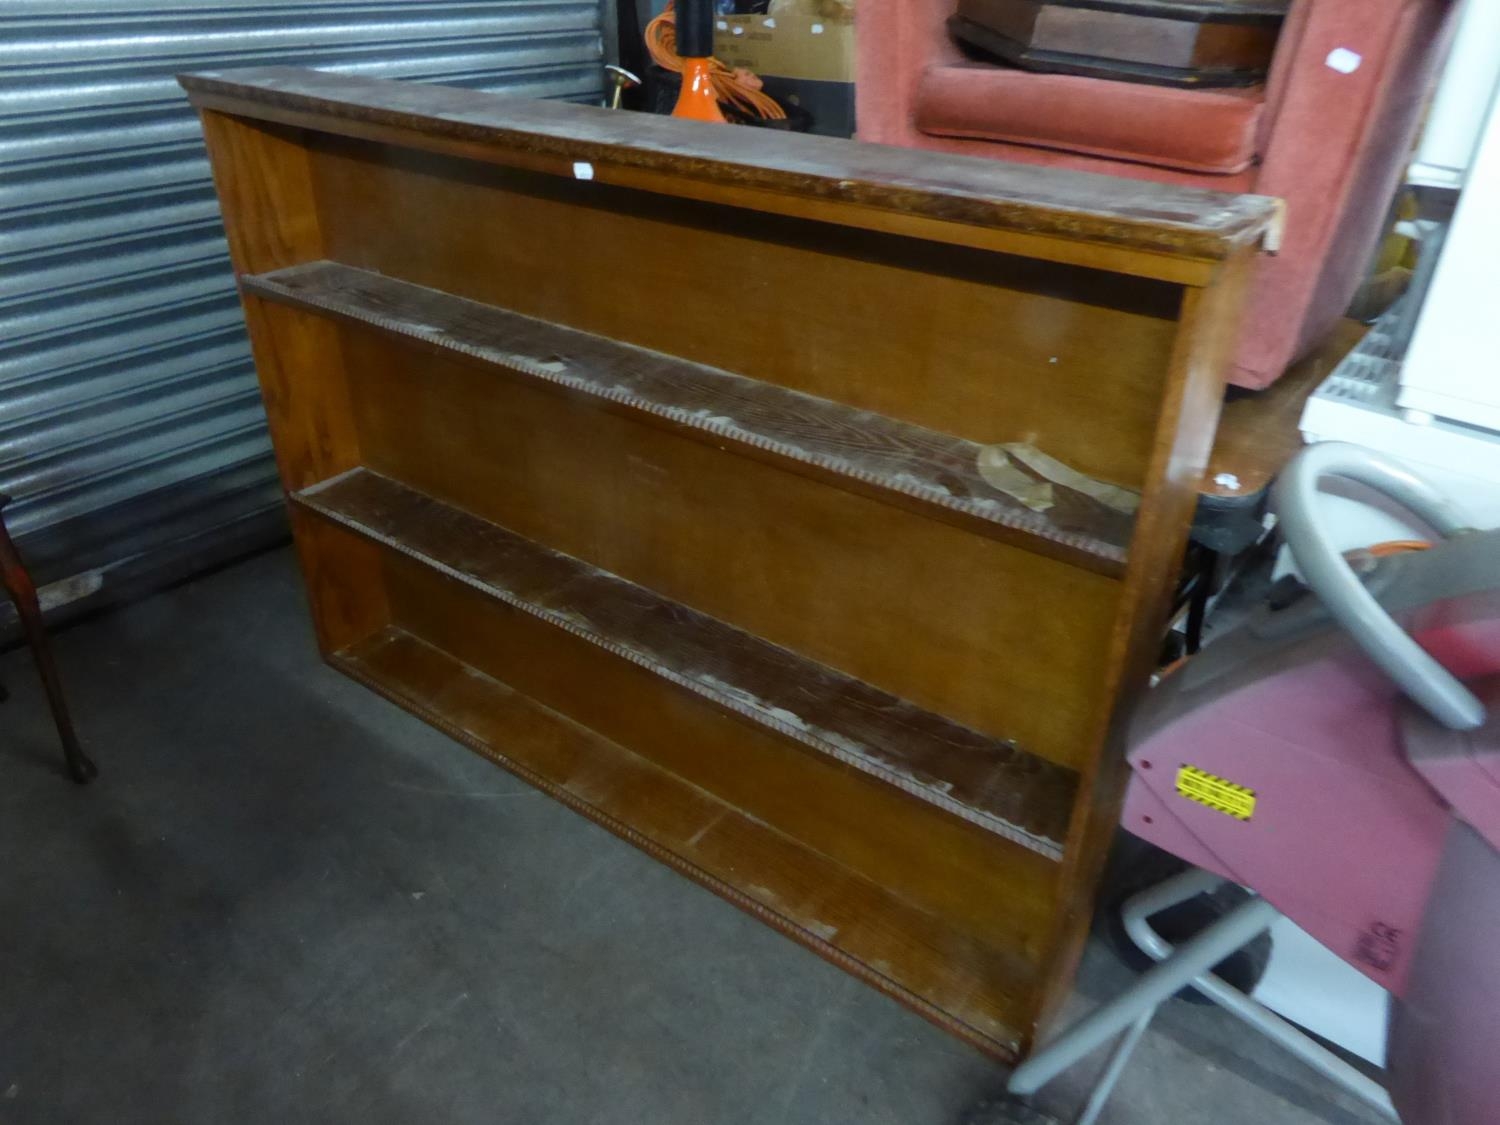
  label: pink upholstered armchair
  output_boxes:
[856,0,1456,389]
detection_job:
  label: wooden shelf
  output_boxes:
[246,261,1131,573]
[334,624,1041,1057]
[196,68,1269,1053]
[294,468,1078,858]
[1205,318,1367,499]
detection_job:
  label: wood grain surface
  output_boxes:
[296,467,1079,854]
[955,0,1282,76]
[336,625,1046,1057]
[180,67,1279,265]
[377,550,1064,966]
[1047,0,1288,20]
[304,137,1185,491]
[1205,318,1367,498]
[334,324,1121,769]
[246,261,1133,570]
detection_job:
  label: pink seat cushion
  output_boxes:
[915,63,1266,175]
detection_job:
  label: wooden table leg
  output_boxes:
[0,496,97,784]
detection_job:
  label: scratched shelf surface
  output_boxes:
[245,261,1132,572]
[295,467,1079,856]
[181,67,1280,263]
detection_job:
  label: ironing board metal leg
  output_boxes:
[1122,864,1228,920]
[1008,895,1280,1096]
[1072,1011,1153,1125]
[1122,877,1399,1120]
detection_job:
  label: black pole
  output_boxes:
[676,0,714,59]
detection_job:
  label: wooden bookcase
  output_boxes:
[184,67,1276,1059]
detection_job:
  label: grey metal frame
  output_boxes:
[1006,869,1398,1124]
[1273,441,1482,728]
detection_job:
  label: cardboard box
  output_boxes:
[713,0,855,137]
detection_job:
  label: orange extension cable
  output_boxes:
[645,1,786,121]
[1365,540,1432,557]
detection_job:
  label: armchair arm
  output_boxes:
[856,0,967,144]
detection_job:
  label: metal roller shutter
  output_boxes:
[0,0,604,618]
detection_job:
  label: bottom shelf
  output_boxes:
[333,624,1040,1059]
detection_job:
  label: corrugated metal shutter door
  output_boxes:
[0,0,603,607]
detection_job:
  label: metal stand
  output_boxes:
[0,494,96,783]
[989,868,1396,1125]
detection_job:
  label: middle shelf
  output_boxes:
[245,260,1131,574]
[293,467,1078,858]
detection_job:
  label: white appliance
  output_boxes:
[1397,65,1500,430]
[1406,0,1500,189]
[1300,310,1500,546]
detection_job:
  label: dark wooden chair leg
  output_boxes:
[0,497,96,783]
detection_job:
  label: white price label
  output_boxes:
[1325,47,1362,74]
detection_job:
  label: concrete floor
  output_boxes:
[0,547,1390,1125]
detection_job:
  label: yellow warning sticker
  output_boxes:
[1176,765,1256,821]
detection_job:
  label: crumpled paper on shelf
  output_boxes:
[976,446,1056,513]
[976,442,1140,539]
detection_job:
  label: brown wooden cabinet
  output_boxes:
[184,67,1276,1059]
